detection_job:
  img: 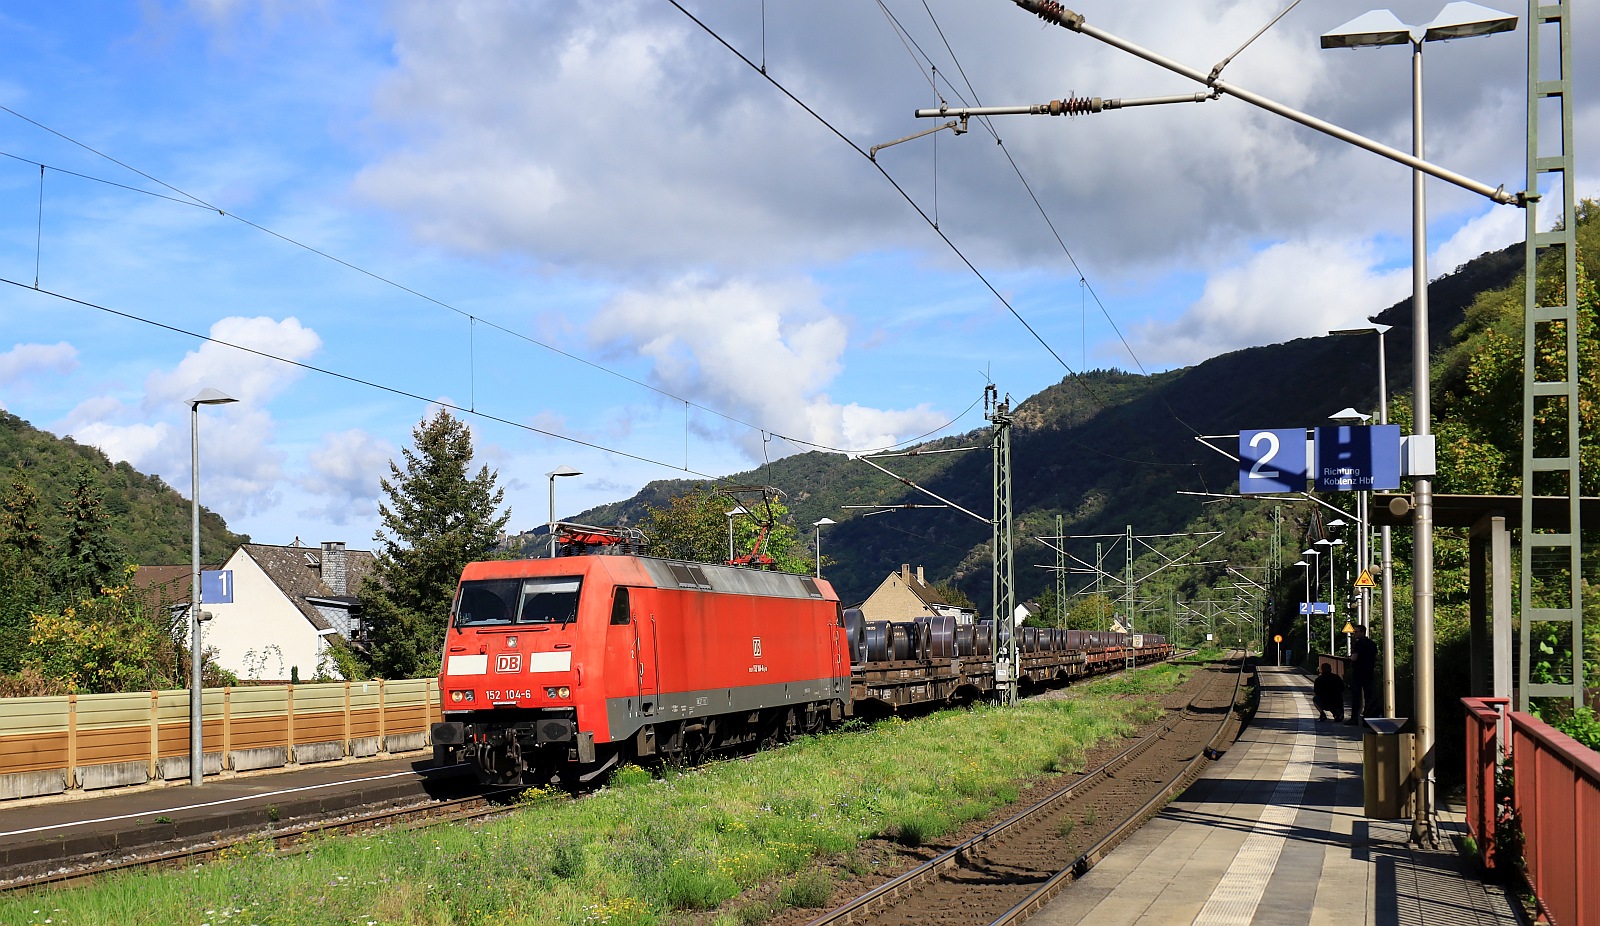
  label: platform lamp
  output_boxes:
[1316,538,1345,652]
[726,505,748,563]
[1298,553,1317,659]
[189,387,237,787]
[546,467,582,558]
[1328,408,1371,633]
[1323,0,1518,848]
[813,518,836,577]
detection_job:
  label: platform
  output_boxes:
[1033,665,1523,926]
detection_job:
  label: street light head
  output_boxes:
[190,387,237,407]
[546,466,582,479]
[1329,407,1372,425]
[1294,560,1309,568]
[1328,518,1348,530]
[1331,538,1346,546]
[813,517,836,527]
[726,505,748,518]
[1423,2,1516,41]
[1302,548,1319,557]
[1329,324,1393,337]
[1321,9,1413,48]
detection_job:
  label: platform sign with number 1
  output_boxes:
[201,569,234,604]
[1238,428,1308,494]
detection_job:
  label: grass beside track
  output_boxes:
[4,663,1194,926]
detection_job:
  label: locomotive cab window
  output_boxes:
[454,577,584,626]
[610,587,631,625]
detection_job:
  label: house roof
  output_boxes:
[130,563,221,609]
[241,543,377,632]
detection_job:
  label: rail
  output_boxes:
[1507,709,1600,926]
[0,679,439,802]
[804,654,1247,926]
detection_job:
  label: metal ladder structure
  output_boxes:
[988,385,1019,705]
[1518,0,1583,711]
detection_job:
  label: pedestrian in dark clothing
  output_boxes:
[1347,624,1378,725]
[1313,663,1345,722]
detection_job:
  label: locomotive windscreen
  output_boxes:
[454,576,584,626]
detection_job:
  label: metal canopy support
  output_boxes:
[1518,0,1583,712]
[989,386,1019,705]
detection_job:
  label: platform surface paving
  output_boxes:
[1032,665,1523,926]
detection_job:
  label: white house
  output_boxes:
[201,542,375,682]
[855,564,978,624]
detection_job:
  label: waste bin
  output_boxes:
[1362,717,1414,819]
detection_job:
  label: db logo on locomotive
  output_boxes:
[495,653,521,673]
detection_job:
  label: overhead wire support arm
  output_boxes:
[870,116,969,160]
[1005,0,1526,207]
[914,90,1214,120]
[849,453,991,525]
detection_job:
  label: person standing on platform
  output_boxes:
[1347,624,1378,725]
[1313,663,1345,723]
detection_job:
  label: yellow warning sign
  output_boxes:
[1354,569,1377,589]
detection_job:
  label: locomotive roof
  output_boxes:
[631,556,833,602]
[463,554,835,603]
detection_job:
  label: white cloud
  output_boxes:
[591,275,946,454]
[0,342,78,384]
[1432,206,1525,277]
[297,429,394,526]
[62,316,320,520]
[1127,239,1409,367]
[143,315,321,409]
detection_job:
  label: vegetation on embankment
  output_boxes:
[2,664,1192,926]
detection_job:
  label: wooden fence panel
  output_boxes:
[0,679,437,801]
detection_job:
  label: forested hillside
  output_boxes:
[0,412,247,565]
[577,236,1531,609]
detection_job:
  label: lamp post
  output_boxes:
[812,518,836,577]
[1331,323,1395,716]
[1320,537,1346,651]
[725,506,747,563]
[545,467,582,558]
[1295,558,1311,661]
[1302,547,1321,657]
[1329,407,1373,652]
[189,387,237,787]
[1322,0,1517,844]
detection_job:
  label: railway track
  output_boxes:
[0,785,523,894]
[2,652,1223,899]
[800,655,1248,926]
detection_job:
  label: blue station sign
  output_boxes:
[1238,428,1309,495]
[201,569,235,604]
[1314,424,1401,491]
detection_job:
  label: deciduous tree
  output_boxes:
[644,488,812,574]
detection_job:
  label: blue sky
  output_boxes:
[0,1,1592,553]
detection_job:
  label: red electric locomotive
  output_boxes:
[430,553,849,784]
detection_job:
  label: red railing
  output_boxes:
[1508,710,1600,926]
[1461,697,1510,871]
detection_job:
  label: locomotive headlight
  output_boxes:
[450,690,474,703]
[544,686,571,699]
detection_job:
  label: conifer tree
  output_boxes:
[0,467,47,673]
[56,462,125,598]
[364,410,510,678]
